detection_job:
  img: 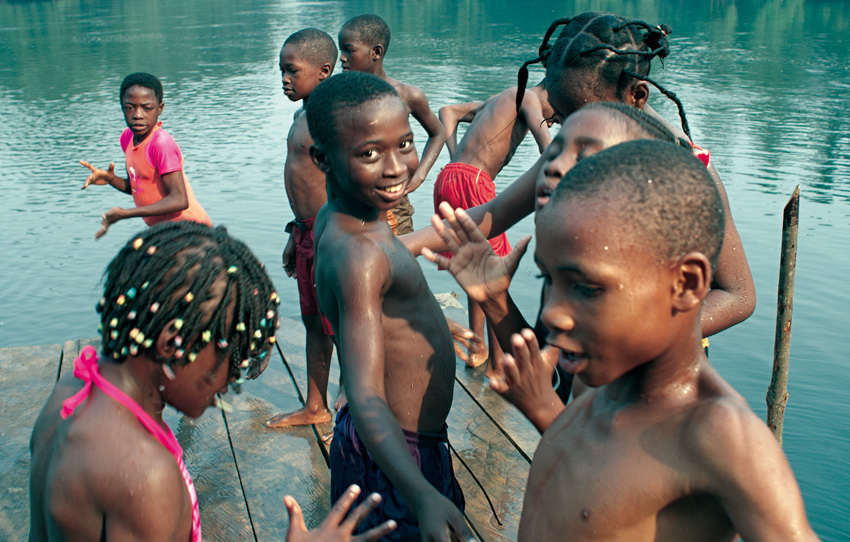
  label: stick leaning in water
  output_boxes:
[766,185,800,445]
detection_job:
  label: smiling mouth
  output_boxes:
[375,181,406,200]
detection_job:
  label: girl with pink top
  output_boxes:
[80,72,211,239]
[29,221,395,541]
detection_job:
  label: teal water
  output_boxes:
[1,0,848,538]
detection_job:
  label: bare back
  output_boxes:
[285,109,328,220]
[30,372,191,541]
[316,213,455,432]
[519,359,818,542]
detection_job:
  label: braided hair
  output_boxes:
[96,221,279,385]
[517,12,691,140]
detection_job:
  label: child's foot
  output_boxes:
[266,407,332,428]
[485,353,504,381]
[465,349,488,368]
[333,387,348,411]
[321,429,334,445]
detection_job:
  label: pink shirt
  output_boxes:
[120,123,211,226]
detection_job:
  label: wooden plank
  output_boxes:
[0,343,62,541]
[447,379,529,542]
[273,316,340,454]
[224,345,331,540]
[60,338,254,541]
[440,300,542,462]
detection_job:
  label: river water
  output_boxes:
[1,0,848,538]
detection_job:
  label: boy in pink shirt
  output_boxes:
[80,72,210,238]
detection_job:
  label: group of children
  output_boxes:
[31,10,820,542]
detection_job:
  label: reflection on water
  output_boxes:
[1,0,848,539]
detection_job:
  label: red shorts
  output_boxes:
[433,162,511,259]
[292,217,333,336]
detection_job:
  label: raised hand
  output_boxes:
[422,203,530,306]
[490,328,563,434]
[284,485,396,542]
[80,160,115,189]
[415,493,476,542]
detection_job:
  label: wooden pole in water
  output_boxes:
[766,185,800,446]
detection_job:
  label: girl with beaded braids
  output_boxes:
[29,220,396,542]
[405,12,754,350]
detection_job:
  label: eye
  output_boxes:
[399,139,413,151]
[574,283,602,297]
[535,272,552,285]
[361,149,377,159]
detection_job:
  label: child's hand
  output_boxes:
[490,328,563,433]
[282,234,297,278]
[95,207,124,239]
[80,160,115,189]
[415,493,476,542]
[422,203,530,306]
[445,317,485,363]
[284,485,396,542]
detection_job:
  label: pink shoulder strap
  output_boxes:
[60,345,202,542]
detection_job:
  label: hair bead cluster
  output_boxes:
[96,221,279,383]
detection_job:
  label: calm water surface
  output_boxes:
[1,0,848,538]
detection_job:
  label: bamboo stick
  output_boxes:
[766,185,800,445]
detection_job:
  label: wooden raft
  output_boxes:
[0,309,540,541]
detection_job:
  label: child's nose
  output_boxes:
[544,155,572,181]
[384,150,407,177]
[541,299,575,335]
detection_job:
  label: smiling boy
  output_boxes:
[338,14,446,235]
[306,72,471,541]
[516,140,819,541]
[267,28,339,429]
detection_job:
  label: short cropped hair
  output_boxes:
[341,14,391,52]
[120,73,163,104]
[548,140,724,269]
[283,28,338,68]
[582,102,690,149]
[305,72,399,150]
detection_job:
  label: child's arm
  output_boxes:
[518,92,553,154]
[95,171,189,238]
[691,399,820,541]
[438,102,481,159]
[330,241,472,542]
[80,160,130,193]
[404,87,447,194]
[701,163,756,336]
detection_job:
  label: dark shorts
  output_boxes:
[292,217,333,336]
[329,405,465,540]
[433,162,511,259]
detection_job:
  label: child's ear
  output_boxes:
[309,143,331,172]
[319,63,332,81]
[154,318,182,361]
[372,44,384,61]
[626,81,649,110]
[671,252,711,313]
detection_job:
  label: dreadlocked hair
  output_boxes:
[96,221,279,384]
[583,102,691,149]
[517,12,691,140]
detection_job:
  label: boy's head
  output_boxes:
[535,140,723,385]
[305,72,417,212]
[535,102,689,210]
[120,72,163,104]
[516,13,691,139]
[98,221,279,386]
[120,73,165,140]
[280,28,337,102]
[338,14,390,73]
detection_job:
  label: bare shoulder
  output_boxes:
[392,80,431,112]
[318,223,392,283]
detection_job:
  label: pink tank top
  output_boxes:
[61,346,202,542]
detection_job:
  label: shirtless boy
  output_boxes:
[267,28,338,429]
[517,140,819,541]
[435,81,558,370]
[338,14,446,235]
[305,72,472,541]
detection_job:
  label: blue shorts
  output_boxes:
[329,404,465,540]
